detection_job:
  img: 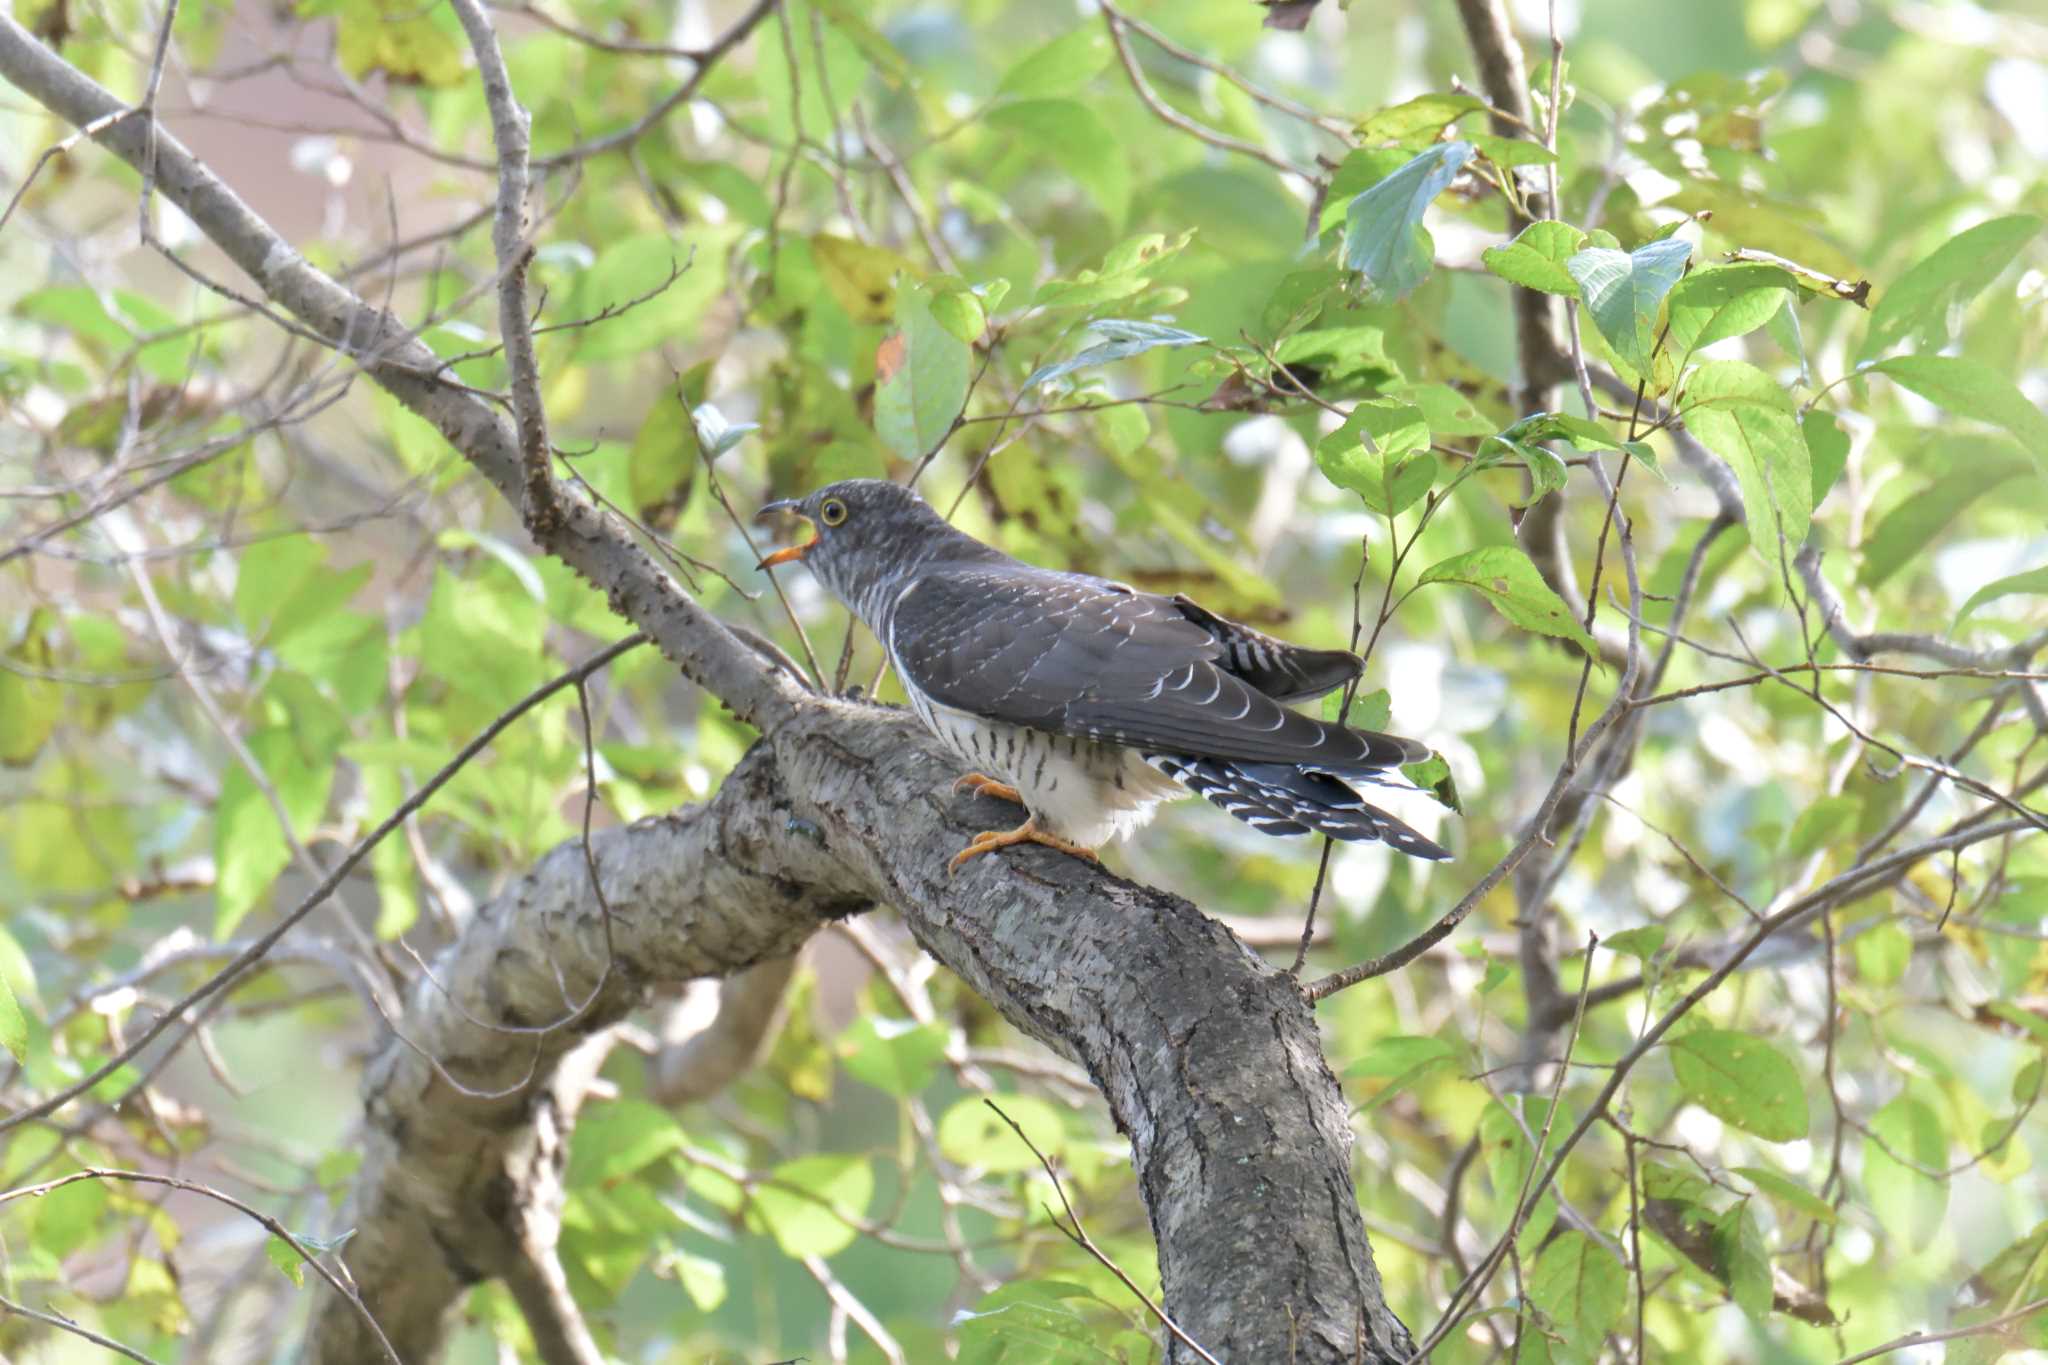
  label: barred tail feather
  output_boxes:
[1146,755,1451,860]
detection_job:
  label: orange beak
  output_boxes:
[755,499,815,570]
[757,538,813,569]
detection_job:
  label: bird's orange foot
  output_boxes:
[948,818,1100,875]
[951,771,1022,804]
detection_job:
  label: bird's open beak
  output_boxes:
[754,499,815,569]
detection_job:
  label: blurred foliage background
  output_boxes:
[3,0,2048,1360]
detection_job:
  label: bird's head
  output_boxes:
[755,478,955,609]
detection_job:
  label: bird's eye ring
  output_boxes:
[819,498,848,527]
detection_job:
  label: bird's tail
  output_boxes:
[1145,756,1451,860]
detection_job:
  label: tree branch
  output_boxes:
[1,19,1418,1364]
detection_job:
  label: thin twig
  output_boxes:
[0,634,648,1135]
[982,1099,1225,1365]
[1099,1,1310,184]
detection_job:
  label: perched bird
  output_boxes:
[757,479,1450,870]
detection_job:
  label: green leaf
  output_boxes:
[567,1099,685,1187]
[0,970,26,1067]
[1350,1041,1459,1114]
[1603,925,1667,960]
[995,28,1111,98]
[1022,319,1204,390]
[1481,220,1588,296]
[656,1243,728,1312]
[1862,215,2041,360]
[1711,1201,1772,1320]
[1986,1000,2048,1049]
[570,227,734,361]
[1418,546,1598,652]
[1328,686,1392,731]
[628,400,693,525]
[1668,1029,1809,1141]
[812,0,912,88]
[1858,444,2034,588]
[1805,411,1849,509]
[811,233,915,323]
[928,282,988,345]
[937,1095,1066,1174]
[0,613,62,765]
[1528,1230,1628,1355]
[1341,142,1475,304]
[1314,400,1434,516]
[753,1154,873,1258]
[1864,1094,1948,1245]
[1874,355,2048,473]
[1734,1165,1838,1225]
[957,1281,1121,1364]
[268,1235,306,1288]
[1402,382,1498,436]
[874,281,972,462]
[838,1016,949,1097]
[1665,263,1793,360]
[214,727,338,938]
[987,100,1130,226]
[1468,133,1557,168]
[1849,920,1910,987]
[1567,237,1692,375]
[1784,794,1858,859]
[1347,1035,1457,1078]
[1955,566,2048,629]
[1682,361,1811,572]
[1355,92,1487,144]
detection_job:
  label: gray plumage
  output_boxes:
[758,479,1450,861]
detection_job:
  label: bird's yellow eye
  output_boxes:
[819,498,848,527]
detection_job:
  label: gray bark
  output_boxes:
[0,19,1415,1364]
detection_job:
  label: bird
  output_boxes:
[756,479,1451,872]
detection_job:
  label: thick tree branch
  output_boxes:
[2,20,1417,1364]
[305,738,868,1363]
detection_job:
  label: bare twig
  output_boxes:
[0,1167,399,1363]
[1100,1,1311,184]
[0,634,648,1135]
[982,1099,1225,1365]
[1831,1298,2048,1365]
[450,0,557,531]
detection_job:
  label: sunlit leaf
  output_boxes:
[1864,1094,1948,1245]
[1528,1230,1628,1354]
[1314,400,1433,516]
[1669,1029,1809,1141]
[1482,220,1588,296]
[1873,355,2048,474]
[1666,263,1792,360]
[752,1154,873,1258]
[1342,142,1474,303]
[1682,361,1811,573]
[1418,546,1597,652]
[1022,319,1204,390]
[875,281,972,461]
[996,27,1111,98]
[1861,215,2041,359]
[938,1096,1065,1174]
[1955,565,2048,630]
[1568,237,1692,376]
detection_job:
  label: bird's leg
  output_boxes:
[948,817,1100,874]
[951,771,1022,804]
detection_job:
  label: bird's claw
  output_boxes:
[951,771,1022,804]
[947,819,1099,876]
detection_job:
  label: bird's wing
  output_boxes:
[889,566,1424,770]
[1167,593,1361,702]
